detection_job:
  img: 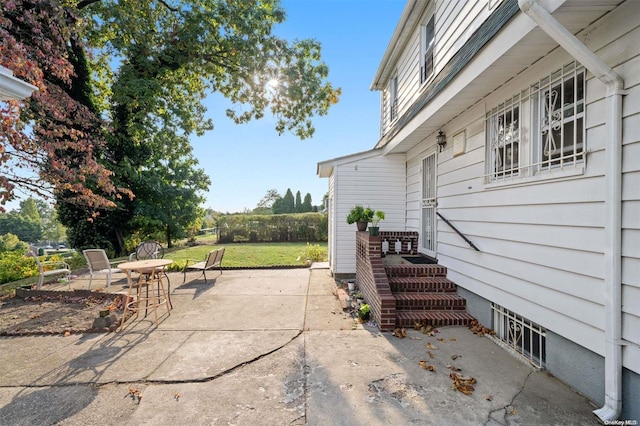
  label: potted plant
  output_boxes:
[346,205,374,232]
[368,210,385,236]
[358,303,371,322]
[355,292,365,304]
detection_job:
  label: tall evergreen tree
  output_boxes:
[302,193,313,212]
[283,189,295,213]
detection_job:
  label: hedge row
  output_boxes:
[217,212,327,243]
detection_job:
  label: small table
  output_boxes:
[118,259,172,330]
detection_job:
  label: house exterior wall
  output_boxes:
[400,1,639,416]
[380,0,500,136]
[328,154,406,276]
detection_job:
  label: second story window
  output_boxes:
[420,15,435,84]
[390,75,398,122]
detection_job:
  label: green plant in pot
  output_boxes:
[368,210,385,236]
[358,303,371,321]
[347,205,374,232]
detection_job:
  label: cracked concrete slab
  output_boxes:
[0,267,601,425]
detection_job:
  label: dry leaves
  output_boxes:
[419,360,436,372]
[128,387,143,404]
[425,342,437,350]
[392,327,407,338]
[450,372,476,395]
[469,319,495,337]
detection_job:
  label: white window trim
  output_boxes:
[420,13,435,85]
[390,74,398,122]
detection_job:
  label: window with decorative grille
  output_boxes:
[485,62,585,183]
[492,303,546,369]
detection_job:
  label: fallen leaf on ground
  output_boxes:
[446,364,461,372]
[450,337,457,341]
[427,351,434,359]
[174,392,181,401]
[393,328,407,338]
[419,360,436,372]
[469,319,495,337]
[450,372,476,395]
[426,342,437,350]
[451,354,461,360]
[485,395,493,401]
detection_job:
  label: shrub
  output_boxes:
[300,243,327,263]
[0,251,37,285]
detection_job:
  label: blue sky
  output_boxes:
[192,0,406,213]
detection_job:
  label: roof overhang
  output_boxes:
[317,149,382,178]
[375,0,623,155]
[0,66,38,101]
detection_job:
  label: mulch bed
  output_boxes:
[0,288,129,336]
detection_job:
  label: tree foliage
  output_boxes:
[1,0,340,252]
[0,0,132,212]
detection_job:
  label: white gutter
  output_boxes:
[0,66,38,100]
[517,0,626,422]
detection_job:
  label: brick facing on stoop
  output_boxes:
[355,231,475,331]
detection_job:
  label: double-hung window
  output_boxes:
[486,62,585,182]
[390,75,398,122]
[420,15,435,84]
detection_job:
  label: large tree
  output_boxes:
[0,0,131,211]
[2,0,340,252]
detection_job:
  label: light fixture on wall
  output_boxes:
[436,130,447,152]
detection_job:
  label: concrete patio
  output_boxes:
[0,265,600,425]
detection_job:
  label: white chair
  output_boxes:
[28,249,71,290]
[83,249,122,290]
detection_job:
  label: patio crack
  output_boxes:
[10,329,305,389]
[484,370,534,426]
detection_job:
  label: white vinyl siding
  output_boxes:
[403,3,640,375]
[328,153,406,275]
[380,1,496,136]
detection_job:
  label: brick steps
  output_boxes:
[386,261,475,328]
[396,310,476,328]
[388,277,457,293]
[394,293,467,310]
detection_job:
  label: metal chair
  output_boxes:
[129,241,164,261]
[83,249,122,290]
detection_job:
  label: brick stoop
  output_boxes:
[385,262,475,328]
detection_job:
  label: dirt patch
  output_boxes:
[0,289,127,336]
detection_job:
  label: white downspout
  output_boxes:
[517,0,626,422]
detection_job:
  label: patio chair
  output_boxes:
[129,241,164,261]
[182,247,225,284]
[83,249,122,290]
[28,249,71,290]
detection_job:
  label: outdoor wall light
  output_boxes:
[436,130,447,152]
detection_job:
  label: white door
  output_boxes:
[421,152,437,257]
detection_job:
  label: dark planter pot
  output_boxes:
[356,221,368,232]
[368,226,379,236]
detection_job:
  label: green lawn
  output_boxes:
[165,242,327,270]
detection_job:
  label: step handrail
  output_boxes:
[436,212,480,252]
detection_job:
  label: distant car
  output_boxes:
[45,245,53,249]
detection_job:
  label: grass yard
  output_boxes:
[166,242,327,270]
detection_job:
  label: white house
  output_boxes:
[318,0,639,421]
